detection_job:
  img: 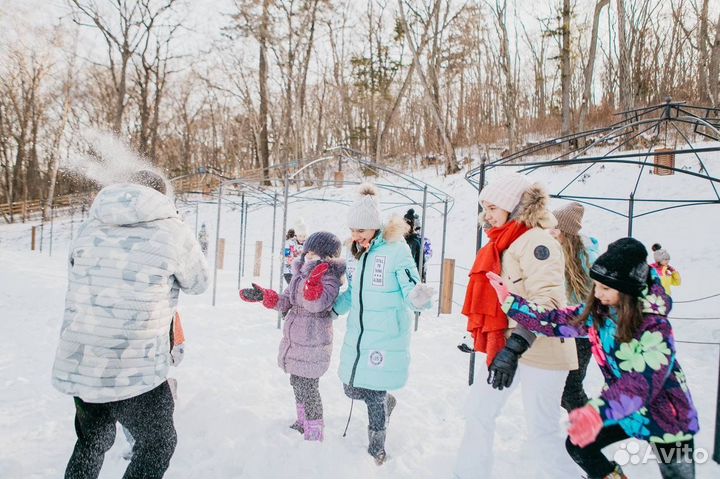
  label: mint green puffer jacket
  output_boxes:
[335,217,423,391]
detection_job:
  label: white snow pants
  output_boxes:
[453,359,581,478]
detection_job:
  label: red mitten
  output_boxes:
[486,272,510,303]
[240,283,279,309]
[260,284,279,309]
[568,405,603,447]
[304,262,330,301]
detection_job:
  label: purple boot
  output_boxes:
[290,404,305,434]
[303,419,324,441]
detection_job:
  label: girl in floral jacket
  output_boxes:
[487,237,698,479]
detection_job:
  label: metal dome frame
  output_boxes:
[465,99,720,248]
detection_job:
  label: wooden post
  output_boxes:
[253,241,263,277]
[334,171,344,188]
[440,258,455,314]
[31,226,37,251]
[217,238,226,270]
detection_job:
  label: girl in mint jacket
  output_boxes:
[335,184,433,465]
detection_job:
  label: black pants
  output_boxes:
[290,374,323,421]
[284,273,293,285]
[65,381,177,479]
[562,337,592,412]
[566,424,695,479]
[343,383,388,431]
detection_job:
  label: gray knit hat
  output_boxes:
[347,183,382,229]
[553,202,585,235]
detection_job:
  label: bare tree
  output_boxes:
[578,0,610,131]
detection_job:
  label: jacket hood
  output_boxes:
[90,183,178,226]
[512,183,556,229]
[640,268,672,316]
[381,215,410,243]
[293,256,347,277]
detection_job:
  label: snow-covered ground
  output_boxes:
[2,152,720,478]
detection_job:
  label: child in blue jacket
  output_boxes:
[334,184,433,465]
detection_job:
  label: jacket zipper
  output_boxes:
[348,252,370,387]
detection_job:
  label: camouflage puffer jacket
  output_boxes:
[51,183,209,403]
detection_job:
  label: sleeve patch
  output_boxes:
[534,245,550,261]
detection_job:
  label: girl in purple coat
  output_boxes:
[240,231,345,442]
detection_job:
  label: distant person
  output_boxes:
[651,243,681,296]
[51,169,209,479]
[403,208,425,281]
[198,223,209,256]
[283,221,308,284]
[550,202,600,412]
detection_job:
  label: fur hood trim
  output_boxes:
[382,215,410,243]
[513,183,557,229]
[293,256,347,277]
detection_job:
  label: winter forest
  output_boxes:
[1,0,720,216]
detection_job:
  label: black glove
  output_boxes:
[487,334,530,390]
[239,284,264,302]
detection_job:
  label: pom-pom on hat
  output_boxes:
[553,202,585,235]
[348,183,382,229]
[652,243,670,263]
[303,231,342,259]
[590,237,650,297]
[478,173,532,213]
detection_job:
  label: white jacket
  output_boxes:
[51,184,209,402]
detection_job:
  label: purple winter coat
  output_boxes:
[275,257,346,379]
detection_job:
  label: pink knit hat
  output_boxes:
[478,173,532,213]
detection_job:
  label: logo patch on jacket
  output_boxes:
[368,350,385,368]
[534,245,550,260]
[372,256,387,287]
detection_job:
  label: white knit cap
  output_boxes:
[294,218,308,237]
[478,172,532,213]
[347,183,382,229]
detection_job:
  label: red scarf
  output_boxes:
[462,220,529,365]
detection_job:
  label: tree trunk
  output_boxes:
[698,0,710,103]
[561,0,572,136]
[258,0,271,184]
[708,11,720,106]
[616,0,632,110]
[578,0,610,131]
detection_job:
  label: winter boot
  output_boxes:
[290,404,305,434]
[600,463,628,479]
[303,419,324,442]
[367,427,387,465]
[385,394,397,426]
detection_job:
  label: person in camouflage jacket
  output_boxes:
[52,170,209,479]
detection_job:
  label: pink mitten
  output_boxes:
[568,405,603,447]
[486,272,510,303]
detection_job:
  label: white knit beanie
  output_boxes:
[348,183,382,229]
[478,172,532,213]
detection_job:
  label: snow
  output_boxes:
[2,151,720,478]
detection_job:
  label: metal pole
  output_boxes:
[415,185,428,332]
[476,157,487,252]
[269,192,278,290]
[714,343,720,463]
[437,198,449,316]
[39,216,44,253]
[278,173,290,329]
[241,202,249,277]
[195,202,199,236]
[212,185,224,306]
[628,192,635,237]
[238,193,245,290]
[49,204,55,257]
